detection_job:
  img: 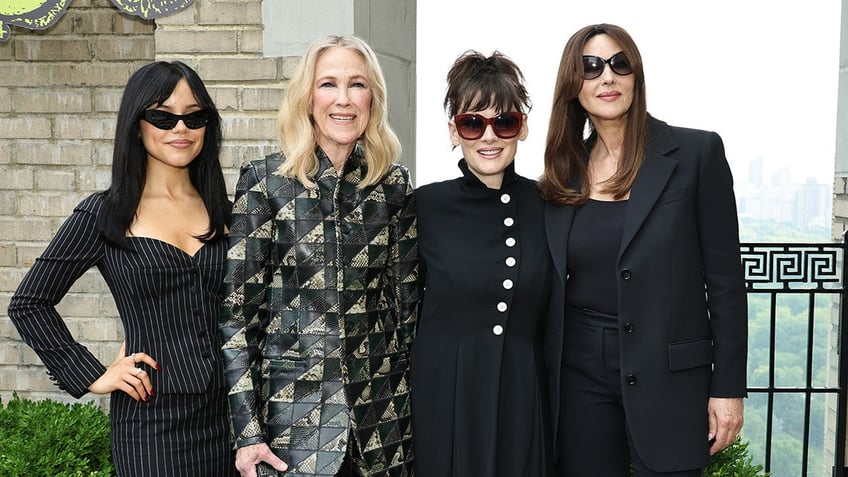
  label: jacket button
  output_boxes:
[623,322,634,333]
[339,224,350,234]
[626,374,637,385]
[620,268,632,280]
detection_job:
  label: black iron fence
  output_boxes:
[740,241,848,476]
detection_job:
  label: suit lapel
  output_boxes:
[619,120,678,257]
[546,203,574,284]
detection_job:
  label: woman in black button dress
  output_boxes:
[410,50,554,476]
[8,61,236,476]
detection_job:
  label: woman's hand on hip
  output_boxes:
[88,341,159,401]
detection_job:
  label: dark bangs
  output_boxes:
[453,76,526,116]
[444,50,531,117]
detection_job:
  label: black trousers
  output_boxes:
[558,307,702,477]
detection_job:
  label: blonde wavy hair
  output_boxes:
[275,34,402,188]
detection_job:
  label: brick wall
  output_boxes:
[0,0,287,408]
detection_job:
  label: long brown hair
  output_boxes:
[539,23,648,205]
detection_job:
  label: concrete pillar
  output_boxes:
[834,0,848,469]
[354,1,416,176]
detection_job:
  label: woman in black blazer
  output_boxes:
[539,24,747,476]
[8,61,235,476]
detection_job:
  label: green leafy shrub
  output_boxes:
[0,393,114,476]
[704,436,770,477]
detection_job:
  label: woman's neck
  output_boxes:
[143,160,196,200]
[587,122,628,201]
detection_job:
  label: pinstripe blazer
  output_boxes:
[220,146,418,477]
[8,193,227,398]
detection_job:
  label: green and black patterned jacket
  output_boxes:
[220,146,418,476]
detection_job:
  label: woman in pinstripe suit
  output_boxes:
[8,61,237,476]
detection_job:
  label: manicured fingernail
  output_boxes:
[150,389,156,397]
[155,364,162,371]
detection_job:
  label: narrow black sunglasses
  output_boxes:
[582,51,633,80]
[453,112,523,140]
[142,109,209,130]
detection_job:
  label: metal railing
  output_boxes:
[740,240,848,476]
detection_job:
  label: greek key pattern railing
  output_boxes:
[741,243,842,291]
[740,241,847,477]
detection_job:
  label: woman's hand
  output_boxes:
[88,342,159,401]
[707,397,744,455]
[235,443,288,477]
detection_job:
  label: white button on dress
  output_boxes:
[497,302,508,312]
[505,237,516,247]
[500,194,511,204]
[492,324,504,335]
[503,279,514,289]
[505,257,516,267]
[503,217,514,227]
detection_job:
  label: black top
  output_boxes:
[411,160,554,476]
[565,198,628,315]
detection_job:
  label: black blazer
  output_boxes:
[544,117,748,471]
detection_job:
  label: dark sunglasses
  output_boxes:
[453,112,523,140]
[142,109,209,130]
[582,51,633,80]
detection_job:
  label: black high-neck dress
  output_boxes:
[411,160,554,476]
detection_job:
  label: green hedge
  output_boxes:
[0,393,114,476]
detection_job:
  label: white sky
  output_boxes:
[415,1,842,187]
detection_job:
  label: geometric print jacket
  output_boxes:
[220,145,419,476]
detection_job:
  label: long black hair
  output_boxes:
[98,61,229,249]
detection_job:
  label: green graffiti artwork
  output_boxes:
[0,0,70,42]
[109,0,195,19]
[0,0,195,41]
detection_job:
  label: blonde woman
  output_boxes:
[220,35,418,477]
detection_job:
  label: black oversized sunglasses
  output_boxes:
[142,109,209,130]
[582,51,633,80]
[453,112,523,140]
